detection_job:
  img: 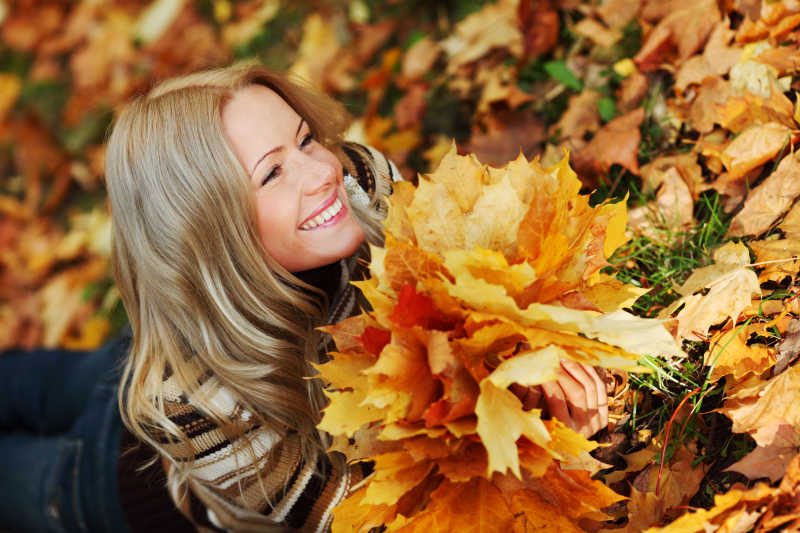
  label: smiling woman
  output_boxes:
[104,63,401,532]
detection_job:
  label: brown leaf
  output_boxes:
[727,151,800,237]
[518,0,559,58]
[720,121,793,180]
[775,319,800,376]
[644,482,774,532]
[720,363,800,438]
[596,0,641,30]
[640,152,703,199]
[573,107,645,178]
[464,109,545,167]
[550,89,601,141]
[616,70,649,112]
[476,66,534,115]
[653,167,694,230]
[674,19,741,92]
[394,84,428,130]
[401,37,442,81]
[661,242,761,341]
[726,421,799,482]
[573,18,621,48]
[441,0,522,71]
[608,447,706,532]
[687,77,734,133]
[634,0,720,71]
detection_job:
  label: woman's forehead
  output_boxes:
[221,85,303,173]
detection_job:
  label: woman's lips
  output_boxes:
[299,191,338,227]
[299,196,347,230]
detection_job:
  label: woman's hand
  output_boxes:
[510,360,608,438]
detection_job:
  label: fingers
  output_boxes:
[540,360,610,438]
[509,383,543,410]
[541,377,573,430]
[584,363,609,433]
[560,360,601,437]
[520,385,543,410]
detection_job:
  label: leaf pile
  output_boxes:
[316,147,683,531]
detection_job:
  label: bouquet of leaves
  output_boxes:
[316,147,683,532]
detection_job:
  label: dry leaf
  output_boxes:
[550,89,601,141]
[401,37,441,81]
[662,242,761,341]
[440,0,522,71]
[727,151,800,237]
[725,421,799,482]
[720,363,800,439]
[705,326,774,381]
[573,107,645,178]
[573,18,621,48]
[775,319,800,376]
[674,20,741,92]
[720,122,793,181]
[634,0,720,71]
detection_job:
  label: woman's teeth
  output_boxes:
[300,198,343,230]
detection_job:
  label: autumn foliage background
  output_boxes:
[3,0,800,530]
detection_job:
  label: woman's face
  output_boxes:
[222,85,365,272]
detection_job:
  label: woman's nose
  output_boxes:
[299,153,336,195]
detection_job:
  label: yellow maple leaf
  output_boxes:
[475,380,552,477]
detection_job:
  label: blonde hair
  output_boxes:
[106,63,382,496]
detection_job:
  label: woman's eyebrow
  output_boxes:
[249,118,307,176]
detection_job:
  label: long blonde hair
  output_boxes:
[106,63,382,490]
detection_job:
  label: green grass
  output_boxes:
[605,191,732,318]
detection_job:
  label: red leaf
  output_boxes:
[358,326,392,356]
[390,284,454,330]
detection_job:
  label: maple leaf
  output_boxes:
[440,0,522,72]
[725,421,799,482]
[608,447,707,532]
[550,89,601,142]
[634,0,720,71]
[705,326,774,382]
[573,107,645,178]
[644,483,775,533]
[774,319,800,376]
[674,19,741,92]
[719,122,793,181]
[661,242,761,341]
[720,362,800,441]
[727,151,800,237]
[389,478,515,533]
[475,380,551,477]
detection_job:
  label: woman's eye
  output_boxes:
[261,166,280,187]
[300,133,314,148]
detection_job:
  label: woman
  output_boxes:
[0,63,607,533]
